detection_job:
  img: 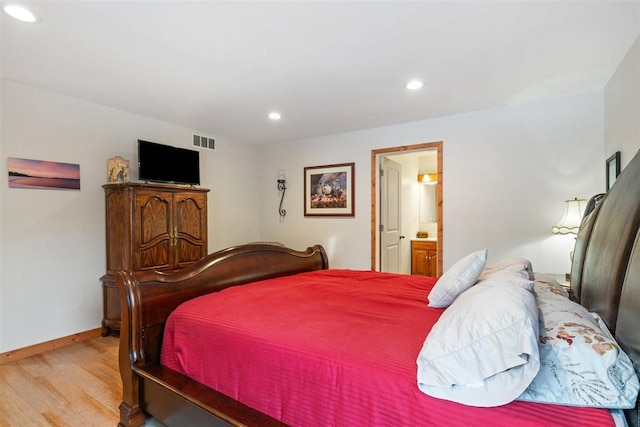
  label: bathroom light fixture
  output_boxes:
[269,112,282,120]
[406,80,424,90]
[4,4,41,23]
[552,198,587,235]
[277,170,287,221]
[417,172,437,184]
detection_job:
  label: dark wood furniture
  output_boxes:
[411,239,438,276]
[117,244,328,426]
[116,151,640,427]
[101,182,209,336]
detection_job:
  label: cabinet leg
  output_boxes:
[101,324,111,337]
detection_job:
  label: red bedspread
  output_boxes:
[160,269,614,427]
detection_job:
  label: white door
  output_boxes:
[380,158,403,273]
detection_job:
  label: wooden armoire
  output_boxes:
[101,182,209,335]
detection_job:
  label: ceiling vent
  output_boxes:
[193,134,215,151]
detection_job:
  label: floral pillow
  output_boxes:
[517,282,639,408]
[532,273,570,299]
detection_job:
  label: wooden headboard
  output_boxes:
[118,243,329,367]
[570,149,640,426]
[117,243,329,426]
[570,150,640,331]
[618,229,640,427]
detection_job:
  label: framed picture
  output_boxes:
[606,151,621,191]
[8,157,80,190]
[304,162,355,217]
[107,156,130,183]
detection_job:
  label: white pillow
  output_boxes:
[417,282,540,407]
[427,249,487,308]
[475,269,534,291]
[478,257,534,281]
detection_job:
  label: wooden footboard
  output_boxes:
[116,243,329,427]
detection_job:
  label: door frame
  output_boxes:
[371,141,443,273]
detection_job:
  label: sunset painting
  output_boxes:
[8,157,81,190]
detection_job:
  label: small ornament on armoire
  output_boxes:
[107,157,130,183]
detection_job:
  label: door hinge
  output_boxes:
[379,168,384,177]
[379,224,384,232]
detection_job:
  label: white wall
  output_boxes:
[605,36,640,169]
[0,81,611,353]
[0,80,261,352]
[3,34,637,352]
[258,91,604,275]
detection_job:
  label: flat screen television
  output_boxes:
[138,140,200,185]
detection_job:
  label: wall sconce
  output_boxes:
[552,198,587,235]
[417,172,438,185]
[277,170,287,221]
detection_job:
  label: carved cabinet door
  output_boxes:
[133,189,173,271]
[173,191,208,268]
[411,245,429,275]
[425,247,438,277]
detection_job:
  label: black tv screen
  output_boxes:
[138,140,200,185]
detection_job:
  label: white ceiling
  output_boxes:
[2,1,639,145]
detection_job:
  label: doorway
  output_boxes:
[371,141,443,275]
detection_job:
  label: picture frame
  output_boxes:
[8,157,80,190]
[304,162,355,217]
[107,156,130,183]
[606,151,620,191]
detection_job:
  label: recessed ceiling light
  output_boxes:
[3,4,41,23]
[405,80,424,90]
[268,112,282,120]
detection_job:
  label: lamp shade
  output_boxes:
[552,198,587,235]
[417,173,438,184]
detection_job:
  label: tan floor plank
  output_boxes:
[34,370,113,425]
[41,411,70,427]
[42,348,121,411]
[0,366,86,426]
[0,336,122,427]
[1,364,71,413]
[69,338,121,396]
[0,374,51,427]
[11,353,52,377]
[34,360,118,426]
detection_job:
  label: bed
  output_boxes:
[116,149,640,427]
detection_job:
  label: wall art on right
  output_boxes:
[606,151,620,191]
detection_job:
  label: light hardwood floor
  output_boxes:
[0,336,125,427]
